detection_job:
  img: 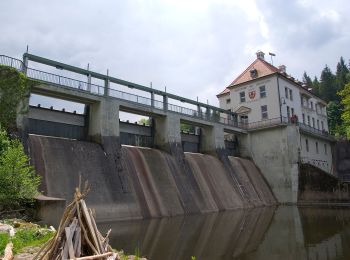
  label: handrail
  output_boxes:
[0,55,240,128]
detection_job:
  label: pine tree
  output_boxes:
[336,57,349,91]
[302,71,313,87]
[312,76,320,96]
[319,65,337,102]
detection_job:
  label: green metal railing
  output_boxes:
[0,55,239,127]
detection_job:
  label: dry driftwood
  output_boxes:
[3,242,13,260]
[33,183,120,260]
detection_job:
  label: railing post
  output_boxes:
[163,95,168,111]
[206,107,211,121]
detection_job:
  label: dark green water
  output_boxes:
[99,206,350,260]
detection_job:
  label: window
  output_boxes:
[261,105,268,119]
[307,115,310,126]
[324,144,327,155]
[317,119,320,130]
[287,106,290,119]
[291,108,294,116]
[305,139,309,152]
[289,89,293,101]
[302,113,305,124]
[312,118,315,128]
[259,85,266,98]
[316,142,319,154]
[240,92,246,103]
[310,101,313,110]
[321,121,324,130]
[285,87,289,99]
[226,98,231,104]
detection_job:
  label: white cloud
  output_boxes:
[1,0,349,111]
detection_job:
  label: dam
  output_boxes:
[29,134,275,221]
[0,53,277,221]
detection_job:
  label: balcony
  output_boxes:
[298,122,334,140]
[239,117,288,130]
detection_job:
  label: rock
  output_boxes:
[0,224,15,237]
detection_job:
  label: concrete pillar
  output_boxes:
[22,56,29,75]
[87,74,92,92]
[163,95,168,111]
[88,99,120,143]
[200,124,225,154]
[197,105,201,118]
[153,114,181,151]
[151,92,155,108]
[104,79,110,96]
[206,107,211,121]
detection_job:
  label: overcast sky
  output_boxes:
[1,0,350,108]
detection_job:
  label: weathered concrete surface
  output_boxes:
[334,140,350,181]
[298,163,350,203]
[240,125,300,204]
[28,135,276,223]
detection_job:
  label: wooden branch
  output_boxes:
[70,251,113,260]
[3,242,13,260]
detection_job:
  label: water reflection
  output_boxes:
[98,206,350,260]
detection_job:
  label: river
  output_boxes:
[98,206,350,260]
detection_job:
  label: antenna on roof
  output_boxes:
[268,52,276,65]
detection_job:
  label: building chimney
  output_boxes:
[256,51,265,60]
[278,65,286,73]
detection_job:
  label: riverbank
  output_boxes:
[0,219,146,260]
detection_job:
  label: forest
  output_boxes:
[302,57,350,139]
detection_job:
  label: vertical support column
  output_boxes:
[22,55,29,75]
[151,92,155,108]
[163,95,168,111]
[104,79,110,96]
[206,107,211,121]
[88,99,120,144]
[197,105,201,118]
[153,114,181,152]
[200,124,225,154]
[87,74,92,92]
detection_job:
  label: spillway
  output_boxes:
[28,135,276,221]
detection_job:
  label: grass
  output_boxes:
[0,227,54,255]
[0,233,10,255]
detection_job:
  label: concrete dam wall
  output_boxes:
[28,135,276,221]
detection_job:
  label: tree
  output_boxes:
[0,128,40,208]
[311,76,320,95]
[339,82,350,138]
[0,65,33,130]
[138,118,150,126]
[319,65,337,102]
[336,57,349,92]
[327,101,345,136]
[302,71,313,87]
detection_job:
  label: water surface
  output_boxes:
[99,206,350,260]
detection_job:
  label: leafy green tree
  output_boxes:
[339,83,350,138]
[0,128,40,208]
[0,65,32,130]
[327,101,345,136]
[180,123,195,133]
[138,118,150,126]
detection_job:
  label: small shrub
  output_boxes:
[0,128,40,208]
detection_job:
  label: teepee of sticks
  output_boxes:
[33,183,119,260]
